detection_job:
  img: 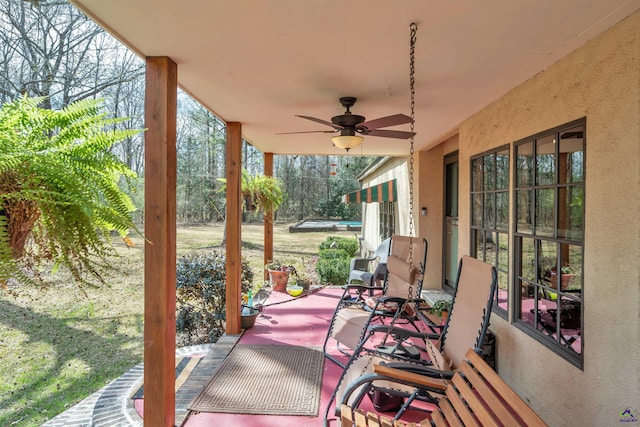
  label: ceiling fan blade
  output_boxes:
[296,115,344,130]
[363,129,416,139]
[358,114,413,130]
[276,130,336,135]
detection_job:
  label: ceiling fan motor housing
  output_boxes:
[332,96,365,129]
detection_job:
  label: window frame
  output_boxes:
[512,118,586,369]
[470,144,510,319]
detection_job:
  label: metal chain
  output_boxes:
[406,22,417,305]
[356,23,419,379]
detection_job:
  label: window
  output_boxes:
[379,201,395,240]
[471,146,510,317]
[514,119,585,368]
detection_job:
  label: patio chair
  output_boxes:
[326,255,497,425]
[347,237,391,288]
[323,235,428,367]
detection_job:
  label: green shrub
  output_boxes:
[316,235,357,285]
[318,236,359,256]
[176,251,253,344]
[318,248,349,259]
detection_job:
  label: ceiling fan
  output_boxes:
[278,97,415,151]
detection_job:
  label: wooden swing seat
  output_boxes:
[340,348,547,427]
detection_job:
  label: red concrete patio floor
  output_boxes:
[137,286,349,427]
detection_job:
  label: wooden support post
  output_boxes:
[226,122,242,334]
[143,56,177,427]
[264,152,274,279]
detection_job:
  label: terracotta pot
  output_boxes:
[550,272,575,290]
[268,270,289,292]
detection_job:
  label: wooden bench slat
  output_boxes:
[438,396,464,427]
[341,404,355,427]
[451,372,498,427]
[459,359,521,426]
[354,408,368,426]
[446,380,480,427]
[465,350,547,427]
[374,364,449,391]
[367,412,381,427]
[380,416,395,427]
[431,408,449,427]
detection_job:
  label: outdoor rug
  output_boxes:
[188,344,324,416]
[130,356,202,399]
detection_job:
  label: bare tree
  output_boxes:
[0,0,143,109]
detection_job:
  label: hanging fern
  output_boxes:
[0,96,142,288]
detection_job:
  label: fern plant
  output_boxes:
[0,96,142,288]
[217,169,285,216]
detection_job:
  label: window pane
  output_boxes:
[497,270,508,311]
[559,126,584,184]
[559,296,581,355]
[472,194,483,226]
[558,186,583,240]
[519,278,535,326]
[472,158,483,191]
[538,297,558,338]
[535,188,555,237]
[474,230,485,262]
[516,190,533,233]
[536,134,556,185]
[485,231,497,265]
[520,237,536,282]
[516,142,534,187]
[496,232,509,271]
[496,149,509,190]
[496,191,508,230]
[539,241,558,289]
[559,243,582,292]
[484,154,495,190]
[484,193,495,228]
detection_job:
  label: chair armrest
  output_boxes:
[378,362,455,382]
[373,364,451,390]
[369,324,440,341]
[342,284,382,292]
[350,256,377,271]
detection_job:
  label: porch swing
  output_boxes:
[325,23,499,427]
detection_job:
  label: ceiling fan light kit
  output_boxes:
[282,96,415,152]
[332,134,364,150]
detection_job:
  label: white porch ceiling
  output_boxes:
[70,0,640,157]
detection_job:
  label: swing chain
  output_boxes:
[354,23,419,383]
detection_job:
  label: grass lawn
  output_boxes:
[0,222,355,426]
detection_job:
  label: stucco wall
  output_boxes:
[452,10,640,426]
[417,134,459,289]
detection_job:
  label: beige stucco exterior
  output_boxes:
[360,9,639,426]
[452,10,639,426]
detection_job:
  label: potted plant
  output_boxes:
[429,299,451,325]
[548,264,577,290]
[291,272,312,291]
[265,260,297,292]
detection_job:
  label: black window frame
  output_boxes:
[470,144,510,319]
[512,118,585,369]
